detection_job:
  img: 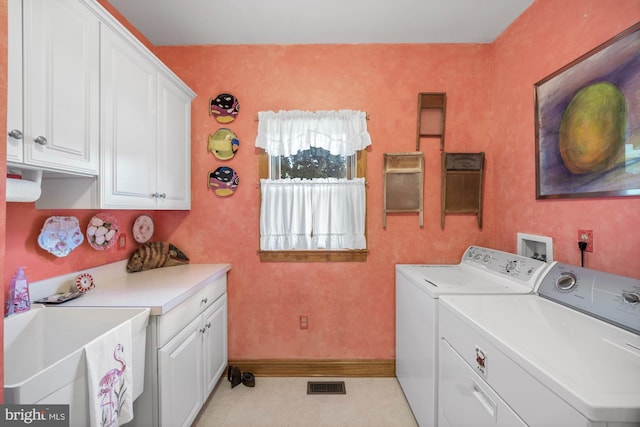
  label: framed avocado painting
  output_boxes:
[535,22,640,199]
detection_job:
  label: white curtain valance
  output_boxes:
[255,110,371,157]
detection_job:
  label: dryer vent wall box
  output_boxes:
[517,233,553,263]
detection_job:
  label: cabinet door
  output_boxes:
[156,73,192,210]
[7,0,23,164]
[22,0,99,174]
[100,25,157,209]
[202,295,227,398]
[158,316,204,427]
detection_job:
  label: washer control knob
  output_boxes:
[556,272,577,292]
[622,291,640,305]
[505,260,518,272]
[482,254,491,264]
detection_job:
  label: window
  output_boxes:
[256,110,371,262]
[273,147,354,180]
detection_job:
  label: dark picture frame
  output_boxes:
[535,22,640,199]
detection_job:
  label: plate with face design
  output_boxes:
[208,166,239,196]
[133,214,154,243]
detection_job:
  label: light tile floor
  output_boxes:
[194,377,418,427]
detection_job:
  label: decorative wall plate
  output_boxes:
[37,216,84,257]
[133,214,155,243]
[86,213,119,250]
[209,93,239,123]
[75,273,95,293]
[208,128,240,160]
[208,166,239,197]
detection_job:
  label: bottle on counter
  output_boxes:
[5,273,16,317]
[12,267,30,313]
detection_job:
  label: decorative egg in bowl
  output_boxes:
[86,213,119,250]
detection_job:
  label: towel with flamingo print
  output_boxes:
[85,320,134,426]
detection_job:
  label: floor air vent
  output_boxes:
[307,381,346,395]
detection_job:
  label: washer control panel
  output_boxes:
[462,246,548,283]
[537,262,640,334]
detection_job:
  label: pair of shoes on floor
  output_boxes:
[227,365,255,388]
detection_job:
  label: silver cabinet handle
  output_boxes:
[152,192,168,199]
[159,193,166,198]
[34,136,47,145]
[8,129,23,139]
[201,297,208,304]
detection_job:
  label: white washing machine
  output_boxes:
[395,246,548,427]
[438,262,640,426]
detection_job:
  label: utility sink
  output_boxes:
[4,305,149,419]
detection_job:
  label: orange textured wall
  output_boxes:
[4,206,171,281]
[490,0,640,278]
[3,0,639,372]
[155,43,493,359]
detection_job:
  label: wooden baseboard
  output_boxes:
[227,359,395,377]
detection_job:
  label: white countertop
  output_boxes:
[30,261,232,315]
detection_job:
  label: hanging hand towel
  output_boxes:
[84,321,134,427]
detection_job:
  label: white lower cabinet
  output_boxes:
[131,274,227,427]
[159,296,227,427]
[202,298,228,397]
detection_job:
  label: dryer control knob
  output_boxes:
[556,272,577,292]
[505,260,518,272]
[622,291,640,305]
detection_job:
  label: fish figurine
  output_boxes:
[126,242,189,273]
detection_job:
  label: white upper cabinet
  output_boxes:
[99,26,193,210]
[29,0,195,210]
[11,0,100,175]
[100,26,158,209]
[156,73,193,209]
[156,73,192,209]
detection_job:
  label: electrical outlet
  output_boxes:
[118,234,127,250]
[578,229,593,252]
[299,315,309,330]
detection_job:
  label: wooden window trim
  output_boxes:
[257,149,369,262]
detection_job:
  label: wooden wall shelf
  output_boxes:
[416,92,446,151]
[383,153,424,228]
[441,152,485,229]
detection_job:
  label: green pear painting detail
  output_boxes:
[559,82,627,174]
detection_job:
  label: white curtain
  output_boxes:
[260,178,367,250]
[256,110,371,156]
[257,110,370,251]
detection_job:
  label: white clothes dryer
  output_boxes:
[395,246,548,427]
[438,262,640,426]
